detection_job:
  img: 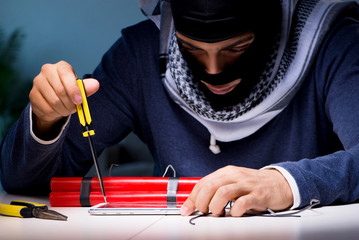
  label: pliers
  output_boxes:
[0,200,67,221]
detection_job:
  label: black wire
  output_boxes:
[188,199,320,225]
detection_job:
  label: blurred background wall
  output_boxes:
[0,0,146,80]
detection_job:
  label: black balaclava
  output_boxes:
[170,0,282,110]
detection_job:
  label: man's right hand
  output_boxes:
[29,61,100,139]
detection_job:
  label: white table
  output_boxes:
[1,187,359,240]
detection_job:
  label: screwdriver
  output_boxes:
[76,79,107,203]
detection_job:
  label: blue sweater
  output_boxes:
[1,18,359,208]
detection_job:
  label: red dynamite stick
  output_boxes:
[49,191,190,207]
[50,177,200,192]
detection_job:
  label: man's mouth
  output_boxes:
[201,79,242,95]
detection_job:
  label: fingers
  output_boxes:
[181,166,243,216]
[181,175,213,216]
[180,167,294,218]
[180,197,196,216]
[181,181,246,217]
[31,62,75,120]
[30,60,100,132]
[230,194,267,217]
[54,61,82,105]
[42,64,75,115]
[82,78,100,97]
[180,178,206,216]
[30,87,63,123]
[208,183,245,216]
[194,177,221,214]
[52,62,100,103]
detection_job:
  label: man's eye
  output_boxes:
[179,42,202,53]
[222,49,245,55]
[228,48,245,53]
[224,47,249,54]
[184,46,202,51]
[183,47,205,56]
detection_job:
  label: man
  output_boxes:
[1,0,359,217]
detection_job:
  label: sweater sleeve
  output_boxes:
[0,104,70,194]
[272,19,359,208]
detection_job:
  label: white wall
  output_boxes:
[0,0,146,80]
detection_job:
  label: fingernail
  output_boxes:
[73,94,82,104]
[180,206,190,216]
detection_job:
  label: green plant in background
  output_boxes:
[0,28,32,141]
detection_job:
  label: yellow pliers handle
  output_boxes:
[0,200,47,218]
[76,79,95,137]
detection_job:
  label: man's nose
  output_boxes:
[204,55,223,74]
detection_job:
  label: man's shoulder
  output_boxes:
[121,19,159,42]
[330,17,358,42]
[315,17,359,71]
[103,19,159,63]
[311,17,359,98]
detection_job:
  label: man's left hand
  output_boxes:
[180,165,294,217]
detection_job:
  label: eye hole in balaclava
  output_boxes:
[170,0,282,110]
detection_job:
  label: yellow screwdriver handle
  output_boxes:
[76,79,95,137]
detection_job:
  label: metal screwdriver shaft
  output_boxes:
[76,79,107,203]
[87,129,107,203]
